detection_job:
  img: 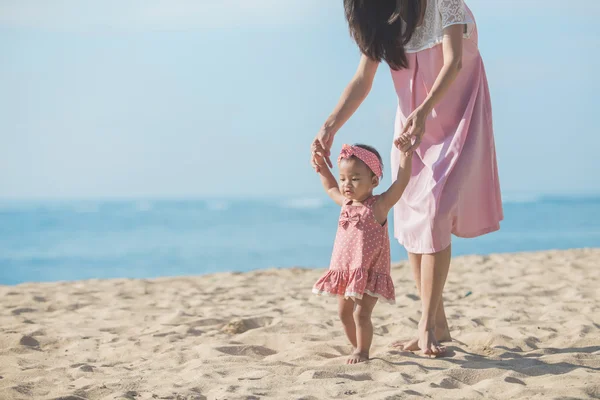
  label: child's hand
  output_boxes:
[394,135,414,165]
[394,134,412,153]
[311,141,329,172]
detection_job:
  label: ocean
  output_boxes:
[1,194,599,285]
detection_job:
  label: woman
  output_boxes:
[311,0,503,357]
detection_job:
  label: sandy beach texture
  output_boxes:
[1,248,599,400]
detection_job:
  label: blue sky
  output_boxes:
[1,0,599,199]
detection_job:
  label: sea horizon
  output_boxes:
[1,191,599,285]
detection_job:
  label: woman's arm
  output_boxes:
[320,54,380,138]
[420,24,464,115]
[313,55,379,170]
[398,24,464,152]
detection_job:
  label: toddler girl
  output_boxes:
[311,142,412,364]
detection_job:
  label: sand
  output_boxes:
[1,248,599,400]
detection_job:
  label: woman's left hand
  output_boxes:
[394,107,428,152]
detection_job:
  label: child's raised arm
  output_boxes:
[312,143,345,206]
[373,151,413,223]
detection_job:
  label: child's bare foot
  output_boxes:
[390,325,451,352]
[346,351,369,364]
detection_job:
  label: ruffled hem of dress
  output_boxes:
[311,288,395,305]
[312,268,396,304]
[396,237,452,255]
[396,221,502,254]
[453,222,501,239]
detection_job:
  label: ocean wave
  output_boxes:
[501,193,542,204]
[206,200,229,211]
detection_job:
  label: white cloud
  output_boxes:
[0,0,324,32]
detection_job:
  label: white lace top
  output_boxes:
[404,0,475,53]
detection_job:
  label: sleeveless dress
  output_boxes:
[390,0,503,254]
[312,195,395,304]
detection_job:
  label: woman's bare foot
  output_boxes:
[347,351,369,364]
[390,325,451,351]
[391,337,420,351]
[418,327,446,357]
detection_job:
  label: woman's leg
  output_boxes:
[392,248,452,351]
[347,294,378,364]
[419,245,452,356]
[338,297,357,349]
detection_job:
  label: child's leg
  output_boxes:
[347,294,378,364]
[338,297,357,349]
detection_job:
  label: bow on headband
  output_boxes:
[337,144,382,178]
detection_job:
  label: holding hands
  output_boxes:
[394,107,427,153]
[311,140,329,171]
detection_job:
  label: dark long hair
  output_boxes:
[344,0,423,70]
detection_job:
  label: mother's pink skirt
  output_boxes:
[390,16,503,254]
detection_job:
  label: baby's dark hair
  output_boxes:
[353,143,384,177]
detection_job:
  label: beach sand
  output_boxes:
[1,248,599,400]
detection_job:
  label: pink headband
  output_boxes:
[337,144,382,178]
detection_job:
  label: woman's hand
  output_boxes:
[310,140,329,172]
[394,107,428,152]
[311,127,335,172]
[394,24,463,154]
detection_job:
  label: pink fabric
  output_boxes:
[390,6,503,254]
[312,195,395,304]
[338,144,383,178]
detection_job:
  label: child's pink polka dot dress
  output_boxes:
[313,195,396,304]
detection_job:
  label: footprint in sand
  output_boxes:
[120,391,138,400]
[189,318,225,327]
[20,335,40,348]
[11,307,36,316]
[299,370,372,381]
[12,383,34,395]
[337,373,373,382]
[220,317,274,334]
[52,397,87,400]
[430,377,462,389]
[215,345,277,357]
[186,327,203,336]
[70,364,95,372]
[505,376,526,385]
